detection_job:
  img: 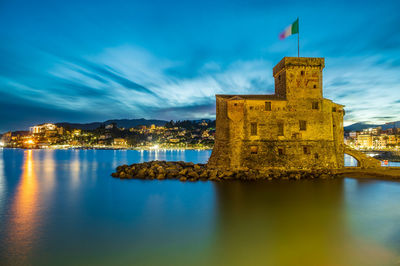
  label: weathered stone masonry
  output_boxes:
[208,57,345,170]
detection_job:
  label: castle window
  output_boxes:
[234,103,237,106]
[332,107,337,112]
[250,123,258,136]
[303,146,310,154]
[299,120,307,131]
[250,146,258,154]
[250,106,254,110]
[278,122,284,136]
[301,70,305,76]
[314,153,319,159]
[265,102,271,111]
[278,147,285,155]
[312,102,319,110]
[278,75,281,81]
[313,84,317,89]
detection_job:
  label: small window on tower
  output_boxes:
[312,102,319,110]
[250,106,254,110]
[250,123,258,136]
[278,122,284,136]
[314,153,319,159]
[299,120,307,131]
[234,103,237,106]
[303,146,310,154]
[250,146,258,154]
[278,147,285,155]
[332,107,337,112]
[265,102,272,111]
[313,84,317,89]
[301,71,305,76]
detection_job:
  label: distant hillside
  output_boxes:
[344,122,380,132]
[345,121,400,132]
[56,118,168,130]
[381,121,400,130]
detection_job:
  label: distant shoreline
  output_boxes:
[0,147,213,151]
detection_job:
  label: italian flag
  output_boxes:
[279,18,299,40]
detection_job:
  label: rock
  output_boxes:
[199,170,209,179]
[112,160,339,182]
[209,170,218,179]
[209,176,219,181]
[111,172,119,178]
[188,171,199,179]
[148,169,156,178]
[156,174,165,180]
[136,168,147,179]
[178,168,188,175]
[167,169,179,178]
[225,171,234,177]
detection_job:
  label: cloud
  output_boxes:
[150,103,216,120]
[1,0,400,131]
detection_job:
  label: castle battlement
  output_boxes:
[273,57,324,76]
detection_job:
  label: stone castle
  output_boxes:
[208,57,345,170]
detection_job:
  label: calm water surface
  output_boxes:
[1,149,400,266]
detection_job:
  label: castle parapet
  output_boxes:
[273,57,324,77]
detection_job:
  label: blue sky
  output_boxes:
[1,0,400,132]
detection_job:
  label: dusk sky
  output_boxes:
[1,0,400,132]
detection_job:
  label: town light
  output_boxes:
[0,141,4,147]
[151,144,159,150]
[25,139,35,145]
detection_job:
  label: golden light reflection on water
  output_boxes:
[70,150,81,189]
[41,150,55,195]
[211,180,398,266]
[6,150,39,264]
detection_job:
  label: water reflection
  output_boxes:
[0,149,399,266]
[0,149,5,213]
[70,150,81,189]
[344,154,359,167]
[211,179,398,265]
[6,150,39,265]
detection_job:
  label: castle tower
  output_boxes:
[208,57,345,170]
[273,57,324,101]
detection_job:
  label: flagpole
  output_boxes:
[297,17,300,57]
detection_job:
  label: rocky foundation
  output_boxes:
[111,161,339,181]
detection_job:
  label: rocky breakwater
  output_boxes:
[111,161,339,181]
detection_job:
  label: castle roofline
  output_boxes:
[323,98,345,107]
[273,57,324,77]
[216,94,286,101]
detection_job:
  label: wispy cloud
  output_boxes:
[0,0,400,131]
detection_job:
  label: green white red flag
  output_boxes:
[279,18,299,40]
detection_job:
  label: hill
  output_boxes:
[345,121,400,132]
[56,118,168,130]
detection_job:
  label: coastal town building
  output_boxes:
[113,138,128,146]
[208,57,345,170]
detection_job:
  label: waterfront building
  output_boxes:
[357,134,373,149]
[113,138,127,146]
[30,123,59,135]
[208,57,345,170]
